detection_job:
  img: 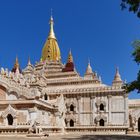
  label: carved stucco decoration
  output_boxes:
[130,109,140,120]
[96,100,106,107]
[65,115,76,122]
[95,115,107,122]
[1,105,17,118]
[66,102,76,108]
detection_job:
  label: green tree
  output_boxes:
[120,1,140,92]
[125,40,140,93]
[121,0,140,18]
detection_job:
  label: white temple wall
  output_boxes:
[17,109,29,124]
[111,95,126,125]
[80,97,91,125]
[37,110,50,125]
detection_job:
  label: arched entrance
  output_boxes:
[70,119,74,127]
[70,104,74,111]
[100,104,104,111]
[99,119,104,126]
[7,114,13,125]
[138,118,140,132]
[44,94,48,100]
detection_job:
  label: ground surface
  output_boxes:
[0,134,140,140]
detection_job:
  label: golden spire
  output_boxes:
[41,15,61,62]
[67,49,73,63]
[14,56,20,69]
[48,15,56,39]
[12,56,21,73]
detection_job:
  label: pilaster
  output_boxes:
[124,94,129,126]
[77,95,81,125]
[108,95,112,125]
[90,96,95,125]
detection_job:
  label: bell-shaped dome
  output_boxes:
[41,16,61,62]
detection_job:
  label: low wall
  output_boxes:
[65,126,128,135]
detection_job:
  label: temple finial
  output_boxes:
[51,8,53,18]
[67,49,73,63]
[85,60,93,75]
[48,9,56,39]
[15,56,19,68]
[115,67,121,81]
[112,67,123,86]
[11,56,21,73]
[28,56,31,65]
[88,58,90,65]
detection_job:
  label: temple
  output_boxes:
[0,16,139,136]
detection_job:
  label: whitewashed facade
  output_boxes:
[0,16,139,136]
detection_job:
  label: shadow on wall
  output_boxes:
[62,135,140,140]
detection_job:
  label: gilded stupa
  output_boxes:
[41,16,61,62]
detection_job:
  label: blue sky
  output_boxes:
[0,0,140,98]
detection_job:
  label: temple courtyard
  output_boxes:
[0,134,140,140]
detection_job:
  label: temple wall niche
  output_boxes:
[0,85,6,100]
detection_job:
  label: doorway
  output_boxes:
[99,119,104,126]
[70,119,74,127]
[7,114,13,125]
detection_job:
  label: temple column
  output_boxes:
[124,94,129,125]
[108,95,112,125]
[90,96,95,125]
[77,95,81,125]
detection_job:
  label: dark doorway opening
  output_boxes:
[100,104,104,111]
[70,119,74,127]
[138,118,140,132]
[99,119,104,126]
[7,114,13,125]
[44,94,48,100]
[70,104,74,111]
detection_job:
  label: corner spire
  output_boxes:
[85,59,93,75]
[67,49,73,63]
[11,56,21,73]
[15,56,19,69]
[28,57,32,66]
[114,67,122,81]
[112,67,123,86]
[62,49,74,72]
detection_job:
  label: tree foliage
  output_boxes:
[121,0,140,18]
[125,40,140,93]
